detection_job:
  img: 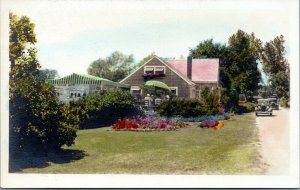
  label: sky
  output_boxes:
[7,0,296,80]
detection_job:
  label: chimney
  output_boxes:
[187,56,192,80]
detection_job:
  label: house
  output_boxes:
[47,73,130,102]
[120,55,220,99]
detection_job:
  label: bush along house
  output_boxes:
[47,73,130,102]
[120,55,220,99]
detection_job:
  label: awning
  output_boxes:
[144,80,170,91]
[46,73,130,89]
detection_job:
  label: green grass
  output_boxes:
[18,113,265,174]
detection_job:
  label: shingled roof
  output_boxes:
[165,58,219,82]
[47,73,130,88]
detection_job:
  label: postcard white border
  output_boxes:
[1,0,299,188]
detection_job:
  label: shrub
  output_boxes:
[10,78,79,153]
[67,90,143,129]
[157,98,207,117]
[200,87,220,115]
[243,102,256,112]
[236,102,256,113]
[279,97,289,108]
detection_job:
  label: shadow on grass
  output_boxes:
[9,149,87,173]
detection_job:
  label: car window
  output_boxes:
[258,100,269,104]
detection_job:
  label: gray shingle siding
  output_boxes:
[121,57,195,98]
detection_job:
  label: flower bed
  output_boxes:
[112,116,184,131]
[176,113,230,123]
[142,73,165,79]
[199,120,224,130]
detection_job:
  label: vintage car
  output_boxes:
[268,97,279,110]
[255,99,273,116]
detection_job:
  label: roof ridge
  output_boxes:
[162,59,195,85]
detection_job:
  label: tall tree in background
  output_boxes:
[261,35,290,100]
[227,30,261,95]
[87,51,134,82]
[38,69,59,79]
[9,13,78,155]
[134,52,156,69]
[189,39,231,86]
[189,39,232,107]
[190,39,229,61]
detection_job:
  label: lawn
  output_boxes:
[13,113,265,174]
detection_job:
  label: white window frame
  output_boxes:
[144,66,155,74]
[169,87,178,96]
[131,86,142,95]
[154,66,166,74]
[144,66,166,74]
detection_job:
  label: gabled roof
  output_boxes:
[165,58,219,82]
[120,55,195,85]
[47,73,130,88]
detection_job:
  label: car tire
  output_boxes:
[270,113,272,116]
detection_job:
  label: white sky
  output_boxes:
[7,0,295,77]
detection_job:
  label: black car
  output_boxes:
[268,97,279,110]
[255,99,273,116]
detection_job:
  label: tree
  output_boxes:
[9,13,78,154]
[189,39,231,83]
[133,52,156,69]
[190,39,228,62]
[87,51,134,82]
[261,35,290,100]
[189,39,233,109]
[227,30,262,95]
[190,32,262,111]
[38,69,59,79]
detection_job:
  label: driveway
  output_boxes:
[256,108,290,175]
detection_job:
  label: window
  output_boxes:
[144,67,154,74]
[83,93,86,97]
[170,87,178,96]
[77,93,81,97]
[131,86,142,95]
[144,66,166,74]
[154,66,165,74]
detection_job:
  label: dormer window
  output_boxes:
[144,67,154,74]
[144,66,166,74]
[155,66,165,74]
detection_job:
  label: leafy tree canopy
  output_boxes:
[38,69,59,80]
[190,39,229,65]
[133,52,156,69]
[87,51,135,82]
[227,30,262,94]
[189,38,231,90]
[261,35,289,99]
[9,13,78,154]
[190,31,263,110]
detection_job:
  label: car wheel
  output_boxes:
[270,113,272,116]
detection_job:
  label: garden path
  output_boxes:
[256,108,290,175]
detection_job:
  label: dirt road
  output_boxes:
[256,108,290,175]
